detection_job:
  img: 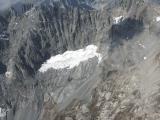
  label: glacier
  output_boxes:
[39,45,102,72]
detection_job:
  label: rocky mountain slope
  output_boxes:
[0,0,160,120]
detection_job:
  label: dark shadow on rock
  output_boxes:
[0,62,7,74]
[0,15,8,28]
[109,18,144,50]
[0,40,9,50]
[10,2,34,16]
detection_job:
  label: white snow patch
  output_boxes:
[5,71,12,78]
[39,45,102,72]
[0,108,6,118]
[113,16,124,24]
[138,43,146,48]
[144,57,147,60]
[156,17,160,22]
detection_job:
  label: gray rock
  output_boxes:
[65,117,73,120]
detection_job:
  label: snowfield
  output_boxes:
[39,45,102,72]
[156,17,160,22]
[113,16,124,24]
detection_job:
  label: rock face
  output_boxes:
[0,0,160,120]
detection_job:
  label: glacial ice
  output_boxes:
[39,45,102,72]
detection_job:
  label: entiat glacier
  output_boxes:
[39,45,102,72]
